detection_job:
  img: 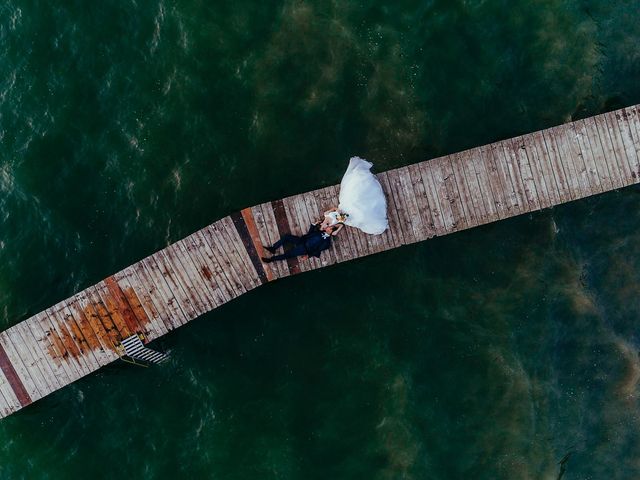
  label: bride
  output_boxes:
[321,157,388,235]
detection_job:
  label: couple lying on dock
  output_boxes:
[262,157,388,263]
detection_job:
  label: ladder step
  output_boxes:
[119,334,169,365]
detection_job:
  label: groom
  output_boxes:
[261,222,342,263]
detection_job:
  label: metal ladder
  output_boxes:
[118,334,169,366]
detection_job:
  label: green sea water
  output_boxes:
[1,0,640,478]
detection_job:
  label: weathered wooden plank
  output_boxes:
[508,137,540,211]
[115,267,168,340]
[92,282,134,338]
[61,298,112,369]
[628,106,640,144]
[47,304,96,375]
[240,208,275,281]
[268,201,301,276]
[24,313,75,386]
[61,298,105,365]
[581,117,617,191]
[104,276,150,335]
[463,148,494,222]
[488,142,520,215]
[554,125,592,198]
[625,106,640,174]
[184,233,234,304]
[407,163,437,238]
[229,211,270,284]
[113,269,166,339]
[84,285,129,344]
[591,115,625,189]
[0,368,21,415]
[0,357,25,411]
[348,224,372,260]
[596,112,631,185]
[185,235,230,305]
[40,308,85,381]
[553,124,586,197]
[376,172,406,246]
[222,217,270,289]
[478,144,509,218]
[497,140,528,214]
[57,301,102,371]
[146,252,199,321]
[0,331,41,401]
[194,228,246,298]
[160,244,211,315]
[257,202,290,277]
[397,166,425,240]
[397,167,427,241]
[560,123,593,197]
[137,258,187,329]
[22,319,64,392]
[0,389,13,418]
[616,109,640,180]
[508,138,536,211]
[0,387,14,418]
[3,326,52,397]
[571,120,603,194]
[415,162,446,235]
[440,155,469,230]
[131,260,181,332]
[197,225,253,295]
[603,111,636,184]
[484,143,513,215]
[251,204,285,279]
[21,320,64,391]
[539,129,573,203]
[218,216,264,288]
[176,238,225,308]
[200,225,242,289]
[91,283,133,340]
[170,241,217,312]
[385,169,417,243]
[449,151,481,227]
[427,160,456,232]
[467,147,501,222]
[521,133,555,209]
[74,290,122,356]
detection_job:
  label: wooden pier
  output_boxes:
[1,105,640,419]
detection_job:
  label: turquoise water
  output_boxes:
[1,0,640,478]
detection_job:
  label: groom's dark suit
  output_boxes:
[265,224,332,262]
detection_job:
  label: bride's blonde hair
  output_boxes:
[337,213,349,223]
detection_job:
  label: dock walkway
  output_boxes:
[1,105,640,419]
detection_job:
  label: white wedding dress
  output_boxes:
[337,157,388,235]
